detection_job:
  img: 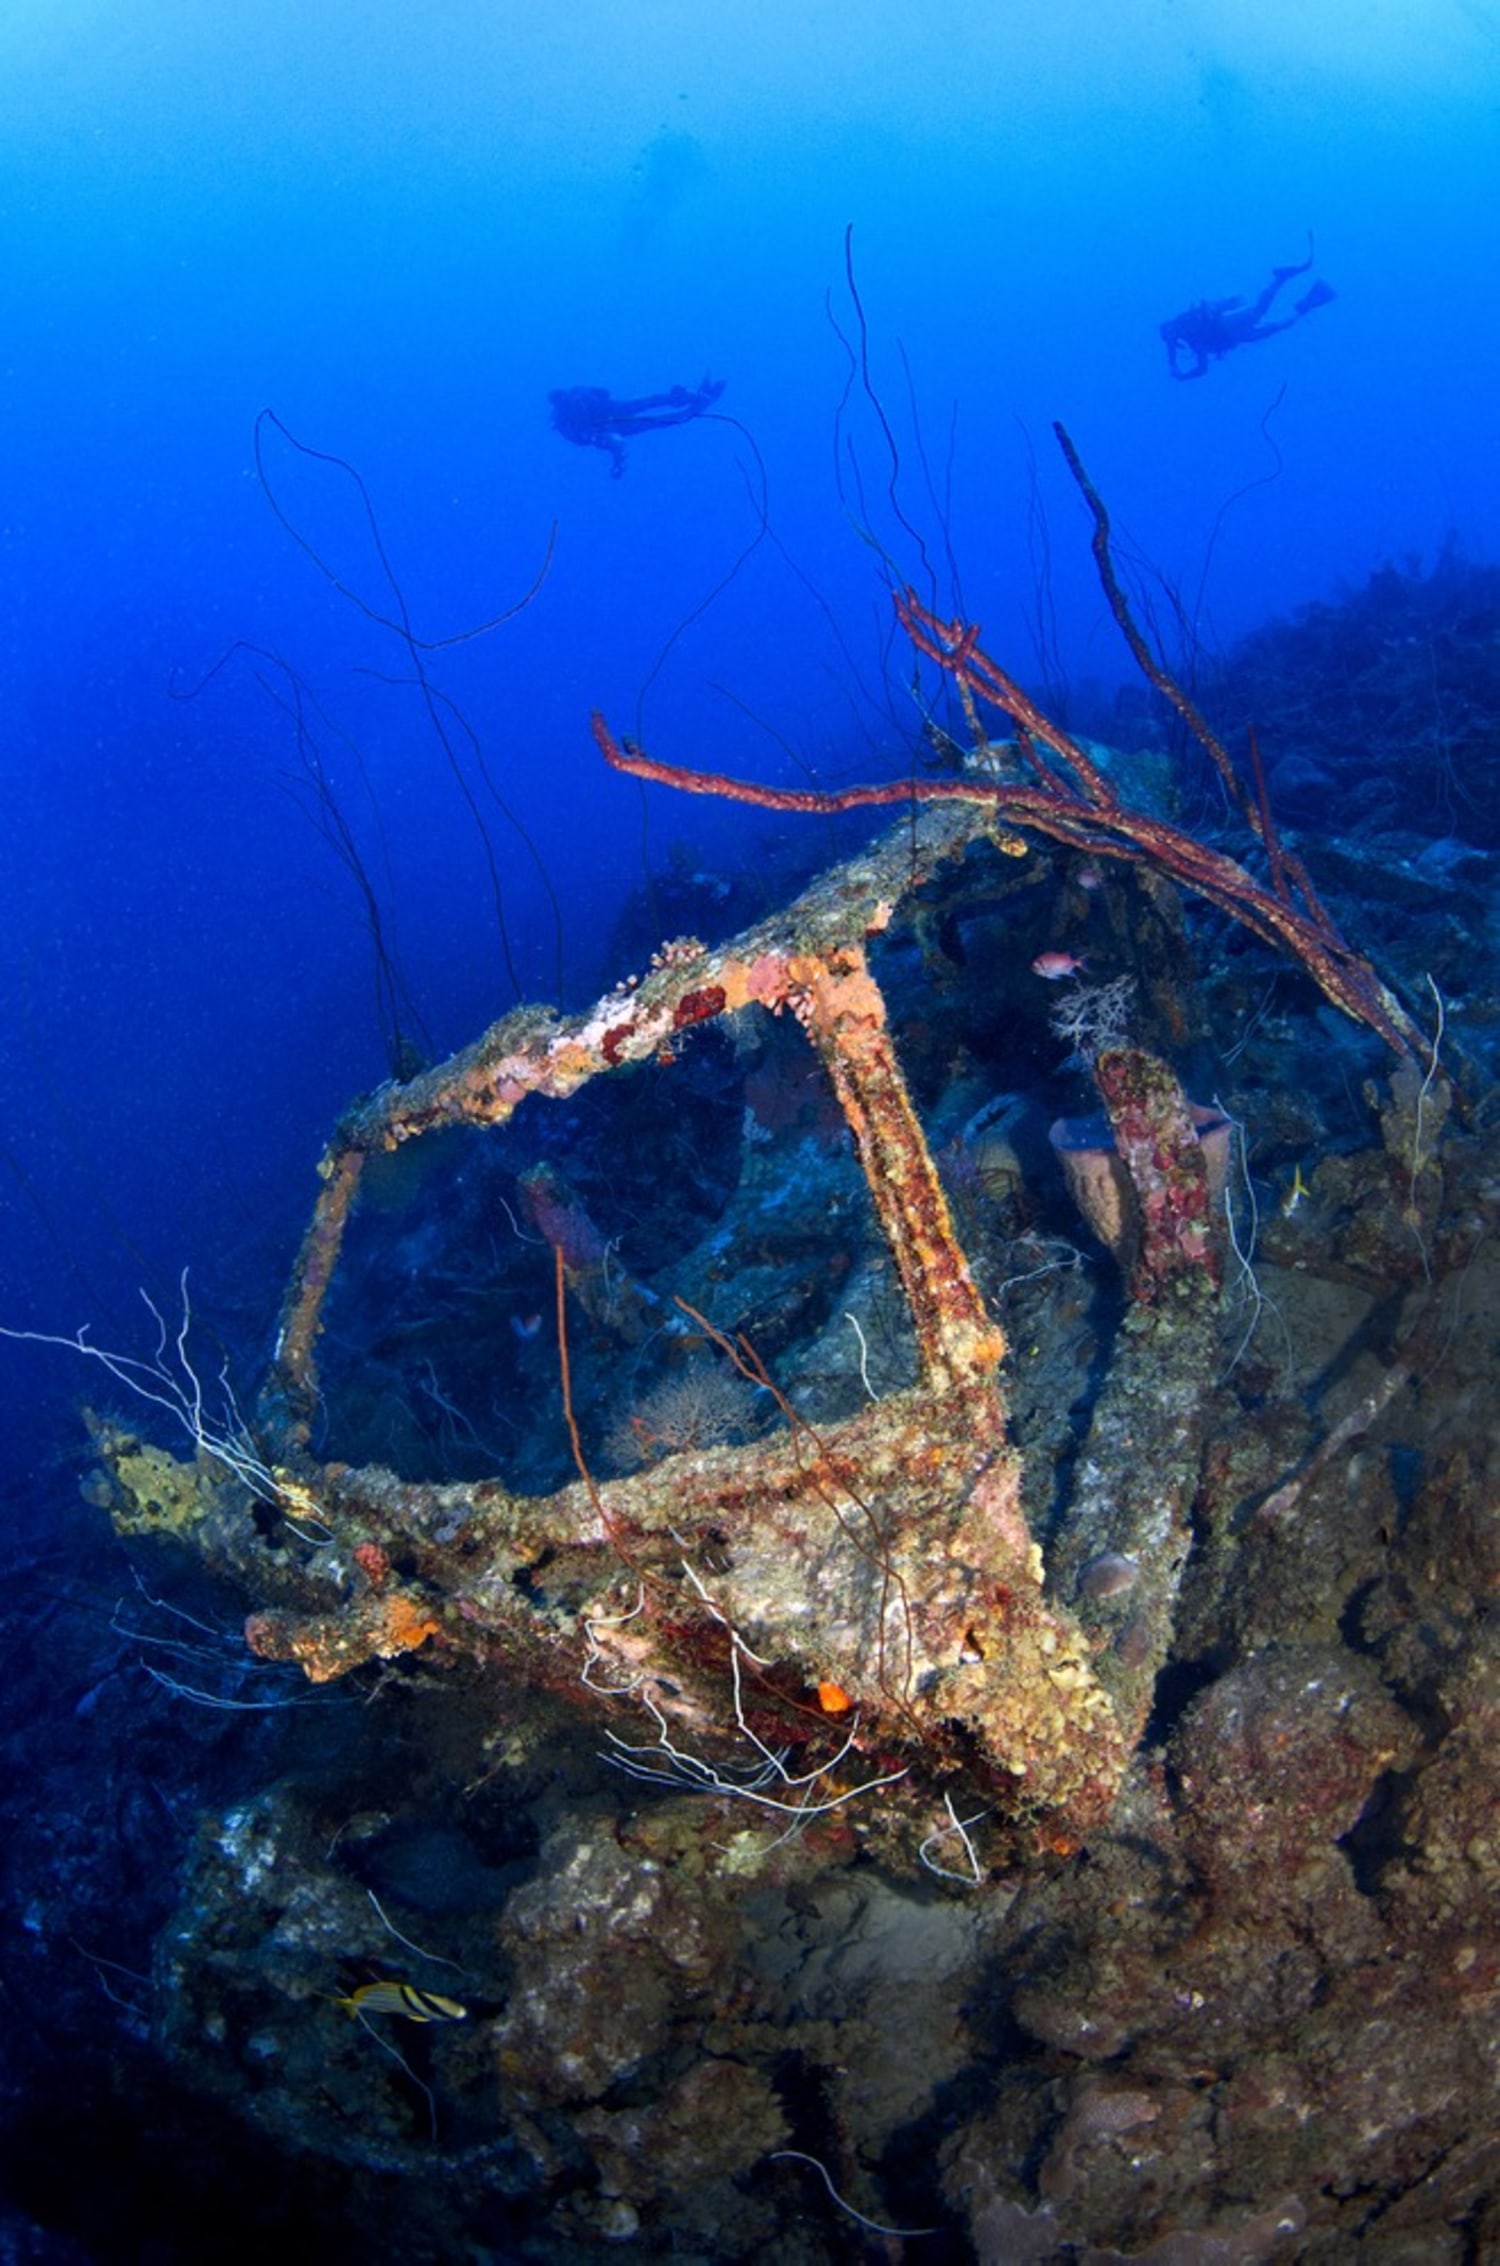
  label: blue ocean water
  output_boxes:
[1,12,1498,2257]
[2,5,1495,1491]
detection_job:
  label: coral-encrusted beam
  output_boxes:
[591,669,1417,1062]
[788,943,1004,1391]
[260,795,1007,1451]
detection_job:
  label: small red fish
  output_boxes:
[1031,950,1087,980]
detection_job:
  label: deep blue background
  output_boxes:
[3,2,1496,1506]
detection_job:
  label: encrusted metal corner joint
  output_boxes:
[224,807,1141,1868]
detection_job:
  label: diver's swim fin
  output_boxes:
[1296,279,1336,316]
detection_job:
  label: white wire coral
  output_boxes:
[1049,974,1136,1065]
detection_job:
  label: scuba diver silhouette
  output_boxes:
[1160,246,1336,381]
[548,375,726,475]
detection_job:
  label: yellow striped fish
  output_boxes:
[335,1980,468,2023]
